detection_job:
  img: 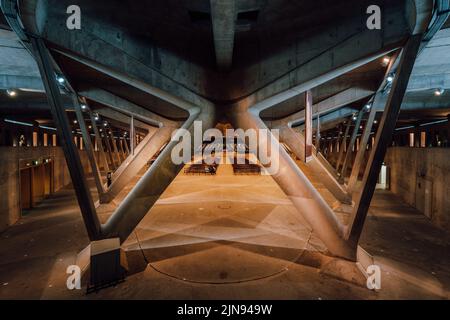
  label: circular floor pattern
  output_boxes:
[123,166,326,283]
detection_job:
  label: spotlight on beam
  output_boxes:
[382,56,390,67]
[365,103,372,110]
[56,75,65,85]
[387,74,394,83]
[81,104,87,110]
[6,89,17,97]
[434,88,445,96]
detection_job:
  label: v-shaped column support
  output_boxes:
[229,35,422,260]
[32,38,215,243]
[79,89,179,203]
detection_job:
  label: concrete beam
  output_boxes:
[272,87,374,128]
[80,89,169,128]
[210,0,236,70]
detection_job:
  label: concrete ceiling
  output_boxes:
[0,0,448,134]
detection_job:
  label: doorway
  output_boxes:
[20,168,32,212]
[416,176,433,219]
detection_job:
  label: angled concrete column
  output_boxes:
[267,88,371,203]
[231,107,355,260]
[31,37,101,240]
[447,114,450,146]
[99,126,174,204]
[340,111,364,180]
[345,49,400,186]
[102,107,209,242]
[79,89,177,204]
[123,137,130,154]
[110,136,122,165]
[336,120,351,171]
[279,127,352,204]
[118,139,126,159]
[210,0,236,70]
[103,135,117,170]
[348,100,378,193]
[88,108,110,173]
[130,116,135,155]
[73,96,105,195]
[346,35,423,246]
[304,90,313,162]
[315,113,321,153]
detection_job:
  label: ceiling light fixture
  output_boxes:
[6,89,17,97]
[56,75,65,84]
[387,74,394,83]
[434,88,445,96]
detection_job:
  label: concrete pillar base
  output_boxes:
[75,238,129,292]
[299,246,374,287]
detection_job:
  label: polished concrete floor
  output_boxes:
[0,164,449,299]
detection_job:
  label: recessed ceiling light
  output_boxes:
[6,89,17,97]
[434,88,445,96]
